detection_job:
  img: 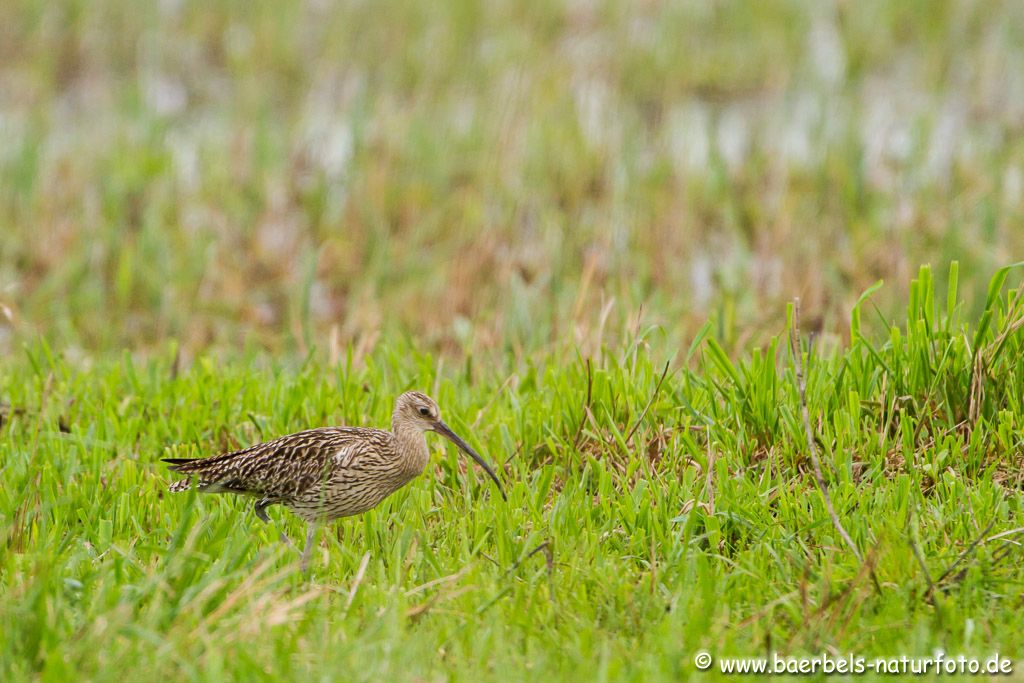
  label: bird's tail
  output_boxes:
[163,456,243,494]
[164,457,200,492]
[168,478,193,492]
[163,457,195,468]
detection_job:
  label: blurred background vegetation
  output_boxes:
[2,0,1023,362]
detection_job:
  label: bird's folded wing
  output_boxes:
[168,428,382,498]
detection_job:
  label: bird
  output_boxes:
[163,391,506,571]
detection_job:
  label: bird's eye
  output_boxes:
[418,407,431,416]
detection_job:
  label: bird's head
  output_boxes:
[393,391,506,501]
[394,390,443,430]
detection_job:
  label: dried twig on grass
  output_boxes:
[504,541,556,602]
[969,284,1024,424]
[704,425,716,515]
[906,510,937,601]
[936,517,996,586]
[789,298,863,563]
[625,360,671,445]
[572,359,593,451]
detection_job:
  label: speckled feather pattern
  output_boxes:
[166,392,437,522]
[164,391,504,573]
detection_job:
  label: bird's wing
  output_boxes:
[166,428,387,499]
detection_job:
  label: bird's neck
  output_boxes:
[392,418,429,477]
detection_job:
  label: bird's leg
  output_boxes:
[254,499,299,553]
[300,522,319,573]
[279,530,299,553]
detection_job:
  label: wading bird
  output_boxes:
[164,391,505,571]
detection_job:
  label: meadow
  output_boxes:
[2,1,1024,680]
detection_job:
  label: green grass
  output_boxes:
[2,263,1023,680]
[4,0,1024,679]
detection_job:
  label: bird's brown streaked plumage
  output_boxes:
[163,391,505,570]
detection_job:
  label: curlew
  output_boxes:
[163,391,505,571]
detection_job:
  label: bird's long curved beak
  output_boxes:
[433,421,507,501]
